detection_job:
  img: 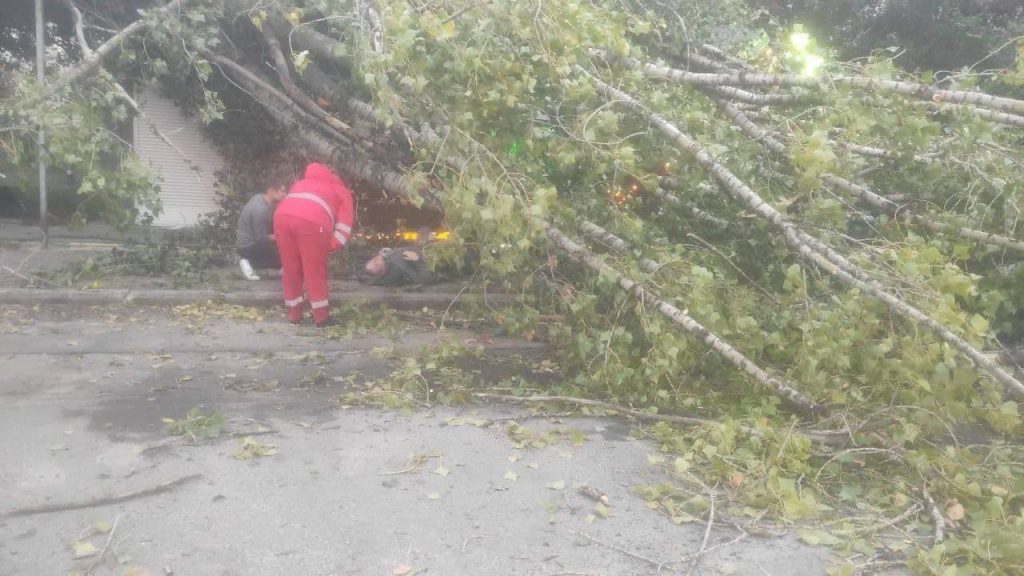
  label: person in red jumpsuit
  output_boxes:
[272,162,354,327]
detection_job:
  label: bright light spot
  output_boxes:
[790,31,811,51]
[397,230,450,242]
[802,54,825,77]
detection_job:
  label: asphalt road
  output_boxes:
[0,303,828,575]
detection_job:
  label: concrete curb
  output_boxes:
[0,288,516,310]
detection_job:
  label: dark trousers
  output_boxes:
[237,237,281,270]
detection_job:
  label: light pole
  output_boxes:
[35,0,48,247]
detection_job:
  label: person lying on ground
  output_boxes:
[360,227,434,288]
[236,174,289,280]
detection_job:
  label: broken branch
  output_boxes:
[2,474,202,518]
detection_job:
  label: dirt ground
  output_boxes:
[0,302,834,576]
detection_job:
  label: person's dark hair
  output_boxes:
[265,167,295,191]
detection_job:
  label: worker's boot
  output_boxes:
[315,316,338,328]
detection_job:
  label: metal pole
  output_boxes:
[35,0,48,247]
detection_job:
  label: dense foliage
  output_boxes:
[4,0,1024,573]
[751,0,1024,73]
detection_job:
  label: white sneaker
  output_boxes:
[239,258,260,281]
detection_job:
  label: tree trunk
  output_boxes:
[210,53,440,210]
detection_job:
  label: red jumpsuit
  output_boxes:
[272,163,354,325]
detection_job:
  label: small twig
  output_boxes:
[140,429,278,454]
[571,530,668,570]
[440,1,485,25]
[439,277,474,330]
[687,232,778,304]
[378,453,440,476]
[855,559,909,574]
[673,532,749,565]
[832,503,922,536]
[474,392,847,445]
[922,487,945,545]
[2,266,61,288]
[3,474,202,518]
[85,513,120,575]
[461,534,485,552]
[685,490,716,576]
[813,447,904,482]
[378,462,421,476]
[474,392,741,431]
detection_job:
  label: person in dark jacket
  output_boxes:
[361,227,433,287]
[236,176,288,280]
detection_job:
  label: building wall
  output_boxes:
[134,86,224,228]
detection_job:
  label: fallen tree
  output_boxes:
[3,1,1024,572]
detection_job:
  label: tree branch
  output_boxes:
[600,50,1024,116]
[718,100,1024,253]
[582,66,1024,398]
[63,0,201,174]
[46,0,188,97]
[545,225,826,415]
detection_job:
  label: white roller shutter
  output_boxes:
[134,87,224,228]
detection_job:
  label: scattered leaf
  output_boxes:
[797,528,841,546]
[233,436,278,460]
[674,456,691,474]
[946,499,965,522]
[546,480,566,490]
[72,541,99,559]
[426,492,441,500]
[568,429,587,446]
[719,561,738,575]
[594,502,612,518]
[433,464,450,478]
[504,470,518,482]
[647,453,666,465]
[729,471,745,489]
